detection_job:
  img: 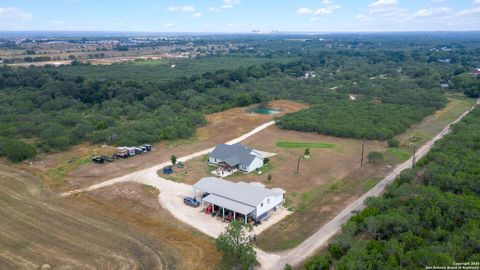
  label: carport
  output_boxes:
[202,194,254,223]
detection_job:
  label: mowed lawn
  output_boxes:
[276,141,335,149]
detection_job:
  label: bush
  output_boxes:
[0,138,37,162]
[368,151,384,164]
[304,254,330,270]
[387,138,400,147]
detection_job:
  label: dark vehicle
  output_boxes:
[183,197,200,207]
[92,156,105,164]
[92,156,114,164]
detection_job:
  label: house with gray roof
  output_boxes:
[209,142,264,173]
[193,177,285,222]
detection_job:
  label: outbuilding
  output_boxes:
[193,177,285,223]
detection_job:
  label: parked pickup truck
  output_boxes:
[183,197,200,208]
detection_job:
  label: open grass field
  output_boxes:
[395,94,477,148]
[276,141,336,149]
[0,164,220,269]
[54,55,298,82]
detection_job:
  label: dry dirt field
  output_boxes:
[0,164,220,269]
[162,125,386,193]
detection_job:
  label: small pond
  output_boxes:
[248,107,280,115]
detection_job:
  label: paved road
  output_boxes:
[267,98,479,269]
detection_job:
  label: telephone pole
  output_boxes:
[296,156,301,174]
[412,145,416,169]
[360,138,365,167]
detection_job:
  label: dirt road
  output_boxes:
[267,98,479,269]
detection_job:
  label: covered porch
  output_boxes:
[201,194,255,224]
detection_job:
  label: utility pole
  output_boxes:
[412,145,416,169]
[360,138,365,167]
[296,156,301,174]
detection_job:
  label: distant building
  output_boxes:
[209,143,264,173]
[472,68,480,76]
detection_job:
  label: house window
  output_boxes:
[261,203,263,207]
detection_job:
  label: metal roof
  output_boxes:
[210,143,260,167]
[203,194,255,215]
[193,177,277,207]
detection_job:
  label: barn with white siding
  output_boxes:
[193,177,285,223]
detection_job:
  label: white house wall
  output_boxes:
[209,157,219,165]
[256,194,284,218]
[245,156,264,173]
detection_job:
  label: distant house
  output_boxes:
[472,68,480,76]
[209,142,264,173]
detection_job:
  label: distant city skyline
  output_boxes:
[0,0,479,32]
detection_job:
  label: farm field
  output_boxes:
[0,164,220,269]
[53,55,298,82]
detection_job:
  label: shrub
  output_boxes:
[387,138,400,147]
[368,151,384,164]
[0,138,37,162]
[304,254,330,270]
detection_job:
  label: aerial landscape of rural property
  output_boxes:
[1,0,480,270]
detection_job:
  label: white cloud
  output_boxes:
[321,0,332,4]
[165,23,175,28]
[0,7,32,20]
[370,0,398,7]
[297,2,341,16]
[192,12,202,18]
[167,5,196,13]
[474,0,480,4]
[209,0,240,12]
[356,14,366,19]
[457,7,480,16]
[314,8,332,15]
[297,8,313,14]
[414,7,450,17]
[431,0,446,3]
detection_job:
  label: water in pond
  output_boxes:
[249,107,280,114]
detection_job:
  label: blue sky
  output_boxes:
[0,0,479,32]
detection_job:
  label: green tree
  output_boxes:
[387,138,400,147]
[304,148,310,156]
[170,155,177,165]
[0,139,37,162]
[367,151,384,164]
[304,255,330,270]
[216,220,256,270]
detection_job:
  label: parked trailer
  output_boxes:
[116,147,130,158]
[133,147,144,155]
[143,144,152,151]
[126,147,136,156]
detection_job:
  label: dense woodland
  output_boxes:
[0,34,479,161]
[303,108,480,270]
